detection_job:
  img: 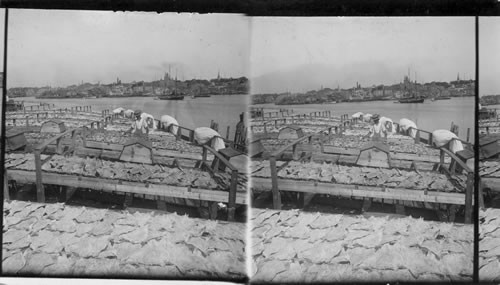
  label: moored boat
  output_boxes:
[157,90,185,100]
[399,98,425,103]
[435,96,451,100]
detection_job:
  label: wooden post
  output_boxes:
[466,128,470,142]
[201,147,208,166]
[189,130,195,143]
[414,129,420,144]
[4,171,10,201]
[429,133,433,146]
[226,126,230,140]
[479,179,486,210]
[176,126,181,141]
[34,150,45,203]
[270,156,282,210]
[464,172,473,224]
[26,117,29,127]
[227,170,238,221]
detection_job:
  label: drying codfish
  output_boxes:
[252,160,465,192]
[5,153,246,192]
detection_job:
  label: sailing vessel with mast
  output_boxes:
[157,69,185,100]
[399,69,424,103]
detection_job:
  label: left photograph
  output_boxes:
[2,10,249,279]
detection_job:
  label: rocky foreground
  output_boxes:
[251,208,472,282]
[3,200,246,279]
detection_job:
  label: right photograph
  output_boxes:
[478,17,500,282]
[249,17,475,282]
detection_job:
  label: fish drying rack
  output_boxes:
[250,113,474,223]
[5,106,247,221]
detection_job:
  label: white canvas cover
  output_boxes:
[399,118,418,138]
[352,112,364,119]
[124,109,135,118]
[432,129,464,153]
[363,113,373,122]
[380,116,395,133]
[113,107,125,114]
[160,115,179,135]
[141,113,156,129]
[194,127,225,151]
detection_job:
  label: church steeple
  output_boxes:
[217,70,221,80]
[457,73,460,81]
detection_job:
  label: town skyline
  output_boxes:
[7,70,247,89]
[251,63,474,94]
[7,10,249,88]
[251,17,474,94]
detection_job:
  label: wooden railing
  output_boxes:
[33,128,80,202]
[392,122,473,148]
[258,122,474,222]
[201,145,240,221]
[437,147,474,223]
[267,133,317,209]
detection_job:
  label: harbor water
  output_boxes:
[254,96,475,141]
[17,95,248,139]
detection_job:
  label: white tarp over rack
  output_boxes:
[399,118,418,138]
[380,116,395,133]
[141,113,156,130]
[352,112,364,119]
[112,107,125,114]
[124,109,134,118]
[194,127,226,151]
[160,115,179,135]
[363,113,373,122]
[432,129,464,154]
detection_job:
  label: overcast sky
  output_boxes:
[480,17,500,96]
[0,9,4,69]
[7,10,249,88]
[251,17,475,93]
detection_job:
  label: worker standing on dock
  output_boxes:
[366,114,387,141]
[234,113,245,147]
[125,110,150,137]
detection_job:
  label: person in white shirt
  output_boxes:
[125,110,149,136]
[366,114,387,141]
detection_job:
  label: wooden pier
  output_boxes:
[5,105,248,221]
[250,111,475,223]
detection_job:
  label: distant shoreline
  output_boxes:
[14,93,249,100]
[252,94,473,106]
